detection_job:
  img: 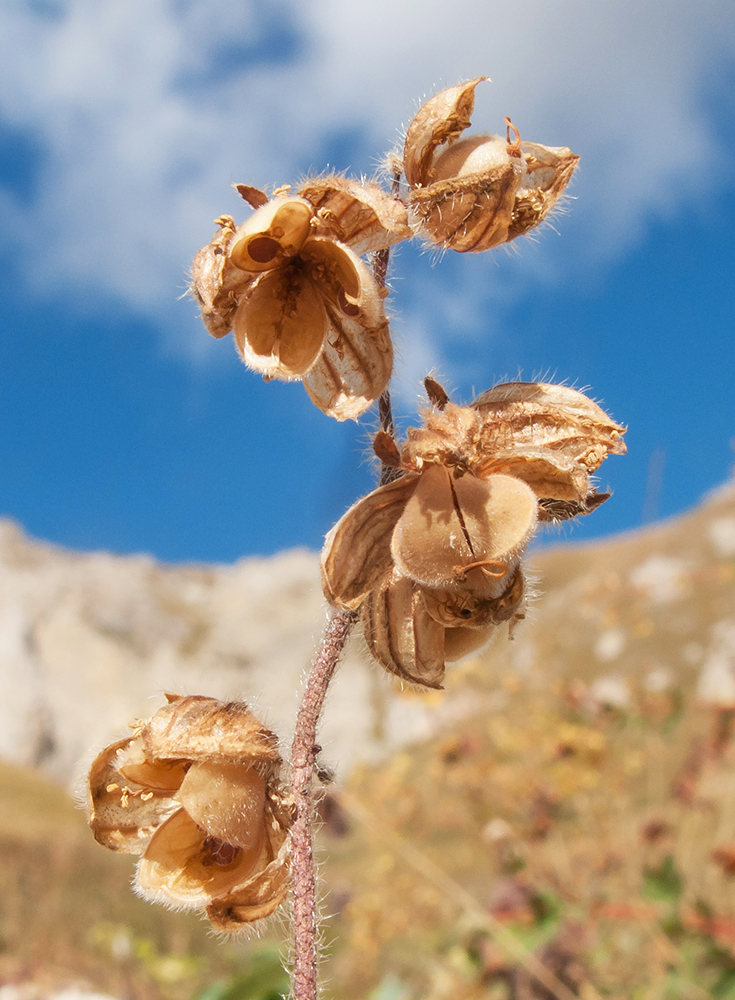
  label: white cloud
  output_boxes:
[0,0,733,353]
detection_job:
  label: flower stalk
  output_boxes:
[288,243,397,1000]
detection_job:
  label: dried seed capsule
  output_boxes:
[86,695,290,930]
[403,79,579,252]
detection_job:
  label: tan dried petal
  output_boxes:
[191,217,255,339]
[361,570,446,688]
[87,739,178,854]
[321,473,420,609]
[471,382,627,474]
[206,832,290,930]
[136,808,265,907]
[299,175,412,254]
[509,143,580,239]
[391,467,538,591]
[409,159,519,252]
[443,622,496,662]
[404,77,486,188]
[141,695,281,765]
[299,236,361,307]
[116,742,190,792]
[177,761,267,853]
[478,446,590,503]
[230,197,313,272]
[234,266,326,380]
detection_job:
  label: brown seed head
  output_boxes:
[321,379,625,686]
[192,192,393,420]
[403,79,579,252]
[86,695,291,931]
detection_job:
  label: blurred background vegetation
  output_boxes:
[2,481,735,999]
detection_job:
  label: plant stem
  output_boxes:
[290,605,357,1000]
[289,211,398,999]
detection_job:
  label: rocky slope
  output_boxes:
[0,479,733,788]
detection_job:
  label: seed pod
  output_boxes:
[403,79,578,252]
[85,696,290,930]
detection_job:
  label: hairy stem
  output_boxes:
[289,209,398,999]
[290,606,357,1000]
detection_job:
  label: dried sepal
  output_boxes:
[537,490,611,523]
[424,375,450,410]
[321,474,421,608]
[361,570,446,688]
[403,77,486,188]
[86,696,290,931]
[191,216,255,339]
[403,80,579,252]
[373,430,402,468]
[472,382,627,491]
[299,175,412,254]
[234,183,269,210]
[142,694,281,764]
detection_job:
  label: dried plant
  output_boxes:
[321,380,624,687]
[87,79,625,999]
[86,694,290,932]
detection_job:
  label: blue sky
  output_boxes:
[0,0,734,563]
